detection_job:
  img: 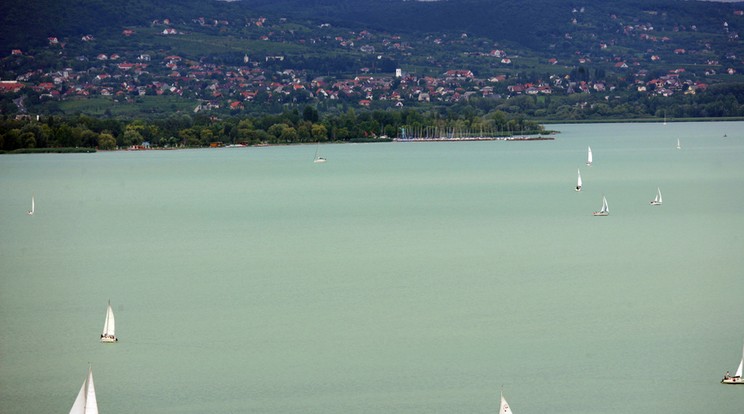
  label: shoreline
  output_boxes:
[393,135,555,142]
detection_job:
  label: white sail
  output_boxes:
[736,343,744,378]
[499,392,513,414]
[27,196,34,215]
[651,187,662,205]
[101,301,116,342]
[69,366,98,414]
[594,195,609,216]
[313,142,326,163]
[676,138,681,149]
[576,169,582,191]
[586,146,592,166]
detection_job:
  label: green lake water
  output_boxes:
[1,121,742,413]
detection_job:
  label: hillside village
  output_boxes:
[1,4,743,119]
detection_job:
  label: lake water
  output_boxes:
[1,121,742,414]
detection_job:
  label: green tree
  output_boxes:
[98,133,116,150]
[303,105,319,123]
[311,123,328,141]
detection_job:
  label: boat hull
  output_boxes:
[721,377,743,384]
[650,201,662,206]
[100,336,117,343]
[592,212,608,216]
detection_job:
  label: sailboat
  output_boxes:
[499,390,514,414]
[593,195,609,216]
[722,341,744,384]
[575,169,582,192]
[69,366,98,414]
[27,196,35,215]
[676,138,681,150]
[586,146,593,166]
[313,142,326,163]
[650,187,662,206]
[100,300,117,343]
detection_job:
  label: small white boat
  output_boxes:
[676,138,681,150]
[69,366,98,414]
[593,195,609,216]
[722,341,744,384]
[650,187,662,206]
[100,300,117,343]
[575,169,582,192]
[499,390,513,414]
[27,196,34,215]
[586,146,592,166]
[313,142,326,163]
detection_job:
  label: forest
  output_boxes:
[0,106,545,152]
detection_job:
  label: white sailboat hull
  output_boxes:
[100,336,117,343]
[592,211,609,216]
[313,158,326,163]
[721,377,744,384]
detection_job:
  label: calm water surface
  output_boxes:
[1,121,743,413]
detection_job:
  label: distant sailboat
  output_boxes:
[499,390,513,414]
[100,301,117,343]
[593,195,609,216]
[69,366,98,414]
[722,341,744,384]
[650,187,662,206]
[586,146,593,166]
[575,169,582,192]
[676,138,681,150]
[313,142,326,163]
[27,196,34,215]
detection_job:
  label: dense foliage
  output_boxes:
[0,107,544,151]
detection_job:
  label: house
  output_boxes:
[507,84,525,94]
[11,49,22,56]
[443,70,474,79]
[162,28,177,35]
[358,99,371,106]
[122,29,135,36]
[0,81,24,93]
